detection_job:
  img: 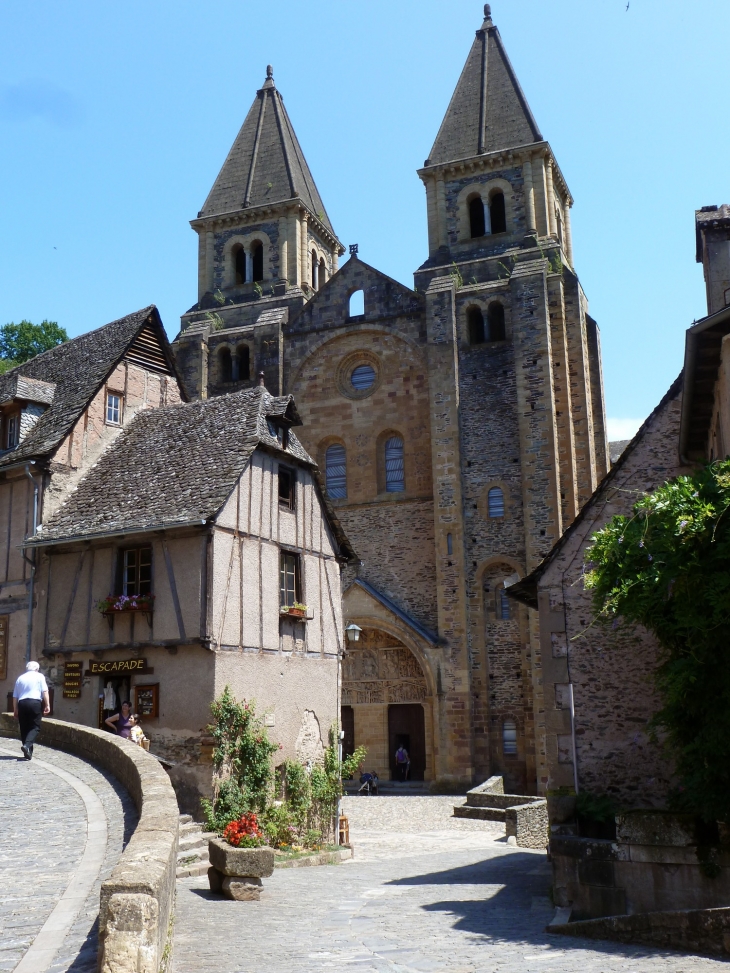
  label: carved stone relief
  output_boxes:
[342,629,428,705]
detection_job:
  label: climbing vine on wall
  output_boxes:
[584,460,730,823]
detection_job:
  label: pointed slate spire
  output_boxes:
[199,66,335,234]
[426,5,542,166]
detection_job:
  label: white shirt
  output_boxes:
[13,671,48,701]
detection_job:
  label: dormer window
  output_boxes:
[6,414,19,450]
[267,419,288,448]
[106,392,122,425]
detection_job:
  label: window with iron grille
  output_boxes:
[503,721,518,755]
[384,436,405,493]
[487,486,505,518]
[498,586,511,620]
[325,444,347,499]
[121,547,152,596]
[106,392,122,425]
[280,551,300,608]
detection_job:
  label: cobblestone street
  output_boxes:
[173,796,727,973]
[0,740,136,973]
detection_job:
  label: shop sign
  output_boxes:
[86,658,149,675]
[63,661,82,699]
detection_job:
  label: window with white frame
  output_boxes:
[106,392,122,425]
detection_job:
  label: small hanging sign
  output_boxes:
[63,661,83,699]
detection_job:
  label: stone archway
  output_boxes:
[342,628,432,781]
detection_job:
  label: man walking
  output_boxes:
[13,661,50,760]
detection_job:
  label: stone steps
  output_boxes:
[176,814,210,879]
[453,804,507,822]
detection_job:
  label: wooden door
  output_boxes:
[388,704,426,781]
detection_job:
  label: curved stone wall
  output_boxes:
[0,714,178,973]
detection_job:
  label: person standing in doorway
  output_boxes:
[395,744,410,782]
[105,700,134,739]
[12,661,51,760]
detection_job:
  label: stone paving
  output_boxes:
[0,739,136,973]
[173,795,728,973]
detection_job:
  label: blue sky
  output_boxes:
[1,0,727,440]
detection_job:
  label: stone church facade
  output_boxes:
[174,5,608,792]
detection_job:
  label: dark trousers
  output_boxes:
[397,762,408,782]
[17,699,43,752]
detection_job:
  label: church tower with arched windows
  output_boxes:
[173,6,607,795]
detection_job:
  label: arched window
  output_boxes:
[233,245,246,286]
[219,347,232,383]
[498,586,511,620]
[469,195,485,238]
[319,257,327,286]
[502,721,518,755]
[487,303,506,341]
[236,345,250,381]
[325,444,347,499]
[311,250,318,290]
[251,241,264,282]
[467,307,485,345]
[490,192,507,234]
[349,289,365,317]
[487,486,505,518]
[385,436,405,493]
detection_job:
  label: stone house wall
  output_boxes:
[533,379,691,807]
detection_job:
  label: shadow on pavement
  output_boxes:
[391,853,714,965]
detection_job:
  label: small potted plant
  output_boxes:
[282,602,308,620]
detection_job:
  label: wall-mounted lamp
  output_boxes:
[345,623,362,642]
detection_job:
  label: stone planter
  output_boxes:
[208,838,275,901]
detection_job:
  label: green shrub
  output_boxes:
[584,461,730,822]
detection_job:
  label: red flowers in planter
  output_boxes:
[223,813,264,847]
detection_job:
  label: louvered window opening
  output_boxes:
[487,487,505,518]
[325,444,347,499]
[125,325,172,375]
[385,437,405,493]
[503,721,518,755]
[351,365,375,391]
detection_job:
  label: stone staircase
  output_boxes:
[176,814,210,879]
[453,775,543,823]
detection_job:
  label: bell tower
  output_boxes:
[415,4,609,789]
[175,66,345,398]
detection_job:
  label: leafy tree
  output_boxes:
[584,461,730,822]
[0,319,68,373]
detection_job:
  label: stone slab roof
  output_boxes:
[33,386,356,560]
[0,306,179,471]
[346,578,441,646]
[0,375,56,407]
[426,6,542,167]
[199,67,335,235]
